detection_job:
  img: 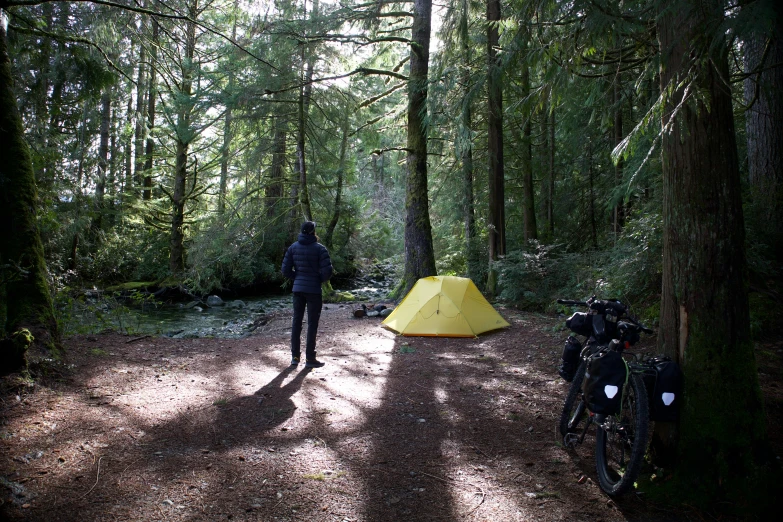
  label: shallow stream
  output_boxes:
[66,279,392,339]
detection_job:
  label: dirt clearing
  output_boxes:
[1,306,780,521]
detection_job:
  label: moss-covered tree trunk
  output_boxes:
[400,0,436,297]
[324,110,349,250]
[657,0,777,511]
[0,17,60,372]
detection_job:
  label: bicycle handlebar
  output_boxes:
[627,316,654,335]
[557,297,653,335]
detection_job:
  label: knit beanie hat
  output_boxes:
[301,221,316,234]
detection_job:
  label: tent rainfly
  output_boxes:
[382,276,510,337]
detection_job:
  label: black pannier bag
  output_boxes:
[643,357,683,422]
[583,350,628,415]
[566,312,592,336]
[558,336,582,382]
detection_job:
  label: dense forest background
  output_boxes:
[2,0,780,321]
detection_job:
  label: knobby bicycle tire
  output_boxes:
[594,372,649,496]
[559,361,588,444]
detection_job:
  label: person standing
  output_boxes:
[281,221,333,368]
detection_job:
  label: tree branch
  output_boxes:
[3,0,278,71]
[371,146,412,155]
[8,20,135,85]
[264,67,408,96]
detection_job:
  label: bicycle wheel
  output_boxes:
[558,361,588,445]
[594,372,649,496]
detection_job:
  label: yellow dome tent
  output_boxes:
[382,276,510,337]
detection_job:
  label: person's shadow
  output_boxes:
[251,366,313,429]
[209,365,315,442]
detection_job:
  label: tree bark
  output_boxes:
[296,59,314,221]
[32,3,54,192]
[400,0,437,297]
[324,110,349,249]
[143,20,159,201]
[266,102,286,219]
[458,0,477,280]
[744,7,783,259]
[218,1,238,215]
[108,96,119,228]
[612,71,624,241]
[123,41,135,208]
[657,0,772,507]
[520,47,537,241]
[0,17,60,370]
[588,142,597,249]
[547,106,555,235]
[92,85,112,233]
[296,0,318,222]
[486,0,505,294]
[133,26,147,191]
[169,1,198,274]
[69,102,88,270]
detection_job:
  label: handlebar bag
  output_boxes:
[591,313,609,342]
[566,312,592,336]
[558,336,582,382]
[643,357,683,422]
[583,350,628,415]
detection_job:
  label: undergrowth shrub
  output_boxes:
[86,225,170,284]
[496,209,662,317]
[185,215,282,295]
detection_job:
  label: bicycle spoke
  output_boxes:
[595,373,649,496]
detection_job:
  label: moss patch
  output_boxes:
[0,328,33,375]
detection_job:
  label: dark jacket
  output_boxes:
[281,234,333,294]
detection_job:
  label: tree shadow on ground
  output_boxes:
[0,314,706,521]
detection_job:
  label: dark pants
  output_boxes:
[291,292,322,360]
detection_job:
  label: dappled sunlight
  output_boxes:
[0,310,640,521]
[312,333,397,408]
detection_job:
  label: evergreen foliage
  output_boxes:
[1,0,776,307]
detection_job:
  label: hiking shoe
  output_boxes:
[290,356,300,366]
[305,359,325,368]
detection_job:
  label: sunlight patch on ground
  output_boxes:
[320,333,396,404]
[439,440,539,521]
[433,385,448,403]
